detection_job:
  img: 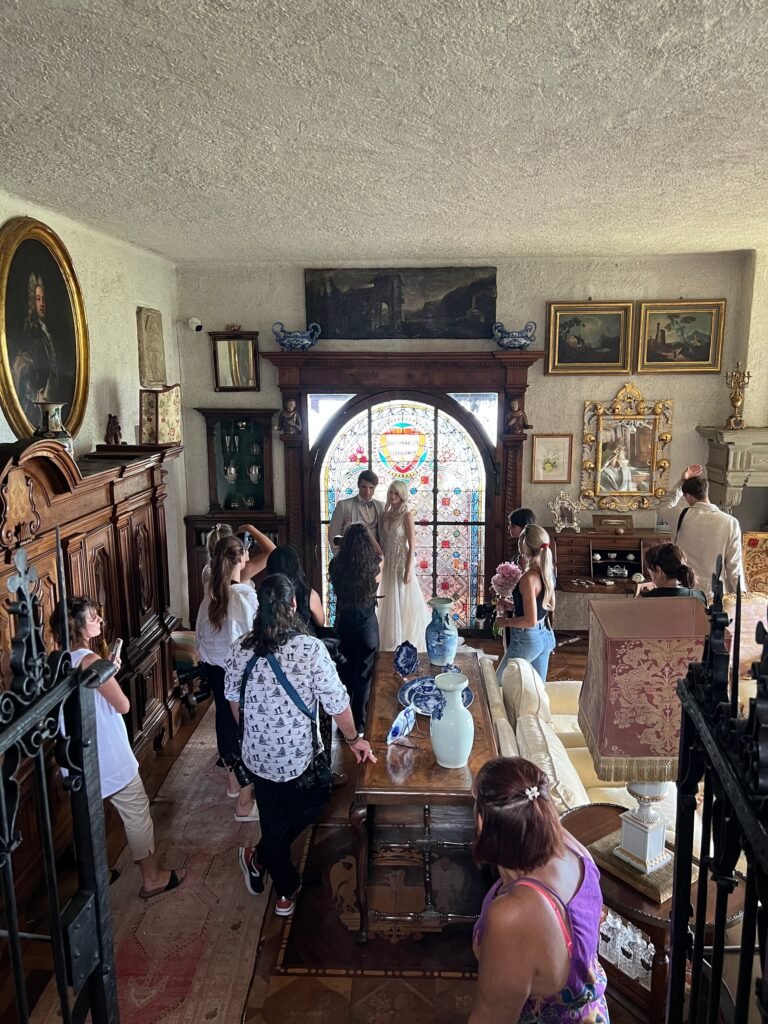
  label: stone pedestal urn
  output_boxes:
[429,671,474,769]
[425,596,459,666]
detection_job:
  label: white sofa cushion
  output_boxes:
[501,658,552,728]
[494,717,520,758]
[479,656,506,722]
[515,714,590,814]
[551,714,584,749]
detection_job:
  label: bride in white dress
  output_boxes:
[377,481,432,651]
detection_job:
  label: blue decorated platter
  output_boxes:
[393,640,420,678]
[397,675,474,717]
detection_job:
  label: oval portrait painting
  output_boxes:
[0,217,89,437]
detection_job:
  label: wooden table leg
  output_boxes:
[350,800,369,943]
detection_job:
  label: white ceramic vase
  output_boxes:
[429,671,474,769]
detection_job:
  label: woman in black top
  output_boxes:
[266,545,325,632]
[329,524,381,729]
[640,543,707,606]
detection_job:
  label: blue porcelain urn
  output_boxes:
[272,321,321,352]
[425,597,459,667]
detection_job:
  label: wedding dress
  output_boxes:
[377,514,432,651]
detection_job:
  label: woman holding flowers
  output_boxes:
[495,524,556,684]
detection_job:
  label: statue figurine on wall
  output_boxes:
[278,399,302,435]
[506,399,531,435]
[105,414,122,446]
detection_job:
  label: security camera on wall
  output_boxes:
[187,317,203,332]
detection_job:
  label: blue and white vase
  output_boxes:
[425,596,459,667]
[430,671,474,769]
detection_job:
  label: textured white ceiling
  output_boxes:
[1,0,767,264]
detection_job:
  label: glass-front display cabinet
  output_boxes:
[195,408,277,512]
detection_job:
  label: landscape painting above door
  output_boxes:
[305,266,497,340]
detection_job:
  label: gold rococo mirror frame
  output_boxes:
[0,216,90,438]
[581,382,672,511]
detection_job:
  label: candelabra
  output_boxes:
[724,361,751,430]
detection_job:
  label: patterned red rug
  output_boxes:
[32,708,268,1024]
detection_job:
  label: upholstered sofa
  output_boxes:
[478,657,686,839]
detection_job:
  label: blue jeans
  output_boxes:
[495,619,556,684]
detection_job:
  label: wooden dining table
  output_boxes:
[349,650,499,941]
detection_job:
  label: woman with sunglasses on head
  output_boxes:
[471,757,608,1023]
[51,597,182,899]
[196,534,259,819]
[202,522,276,588]
[225,573,375,917]
[495,524,557,684]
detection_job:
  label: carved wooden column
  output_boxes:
[496,353,540,562]
[280,417,307,555]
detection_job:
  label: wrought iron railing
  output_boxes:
[0,543,119,1023]
[668,559,768,1023]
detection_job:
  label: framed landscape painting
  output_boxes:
[531,433,572,484]
[636,300,725,373]
[546,301,633,374]
[305,266,497,340]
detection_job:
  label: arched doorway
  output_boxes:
[312,394,492,628]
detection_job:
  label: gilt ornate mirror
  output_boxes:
[581,382,672,511]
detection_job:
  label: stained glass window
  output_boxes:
[307,394,357,448]
[319,399,486,628]
[447,393,498,442]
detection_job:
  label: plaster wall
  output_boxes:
[0,189,189,621]
[178,252,762,531]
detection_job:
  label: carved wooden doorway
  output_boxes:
[263,349,544,616]
[312,393,492,626]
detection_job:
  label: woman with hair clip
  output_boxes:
[329,523,381,729]
[377,480,432,651]
[470,757,608,1023]
[495,524,557,684]
[225,573,376,917]
[202,522,276,588]
[52,597,182,899]
[196,534,259,819]
[638,542,707,606]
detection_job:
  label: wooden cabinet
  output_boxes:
[0,439,181,905]
[552,528,670,594]
[195,407,277,513]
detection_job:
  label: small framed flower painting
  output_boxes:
[531,433,573,484]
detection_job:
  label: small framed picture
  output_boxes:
[531,433,573,484]
[546,301,633,375]
[636,300,726,373]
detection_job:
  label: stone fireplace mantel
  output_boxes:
[697,425,768,510]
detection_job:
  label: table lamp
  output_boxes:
[578,597,709,890]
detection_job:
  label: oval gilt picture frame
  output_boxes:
[0,216,90,438]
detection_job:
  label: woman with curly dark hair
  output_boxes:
[329,523,381,729]
[225,573,375,916]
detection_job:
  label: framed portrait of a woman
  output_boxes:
[0,217,90,437]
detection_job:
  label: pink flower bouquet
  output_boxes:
[491,561,522,601]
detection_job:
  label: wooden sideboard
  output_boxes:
[553,527,670,594]
[0,439,181,903]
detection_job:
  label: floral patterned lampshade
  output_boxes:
[139,384,182,444]
[578,597,709,783]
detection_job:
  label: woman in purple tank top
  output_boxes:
[470,757,609,1023]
